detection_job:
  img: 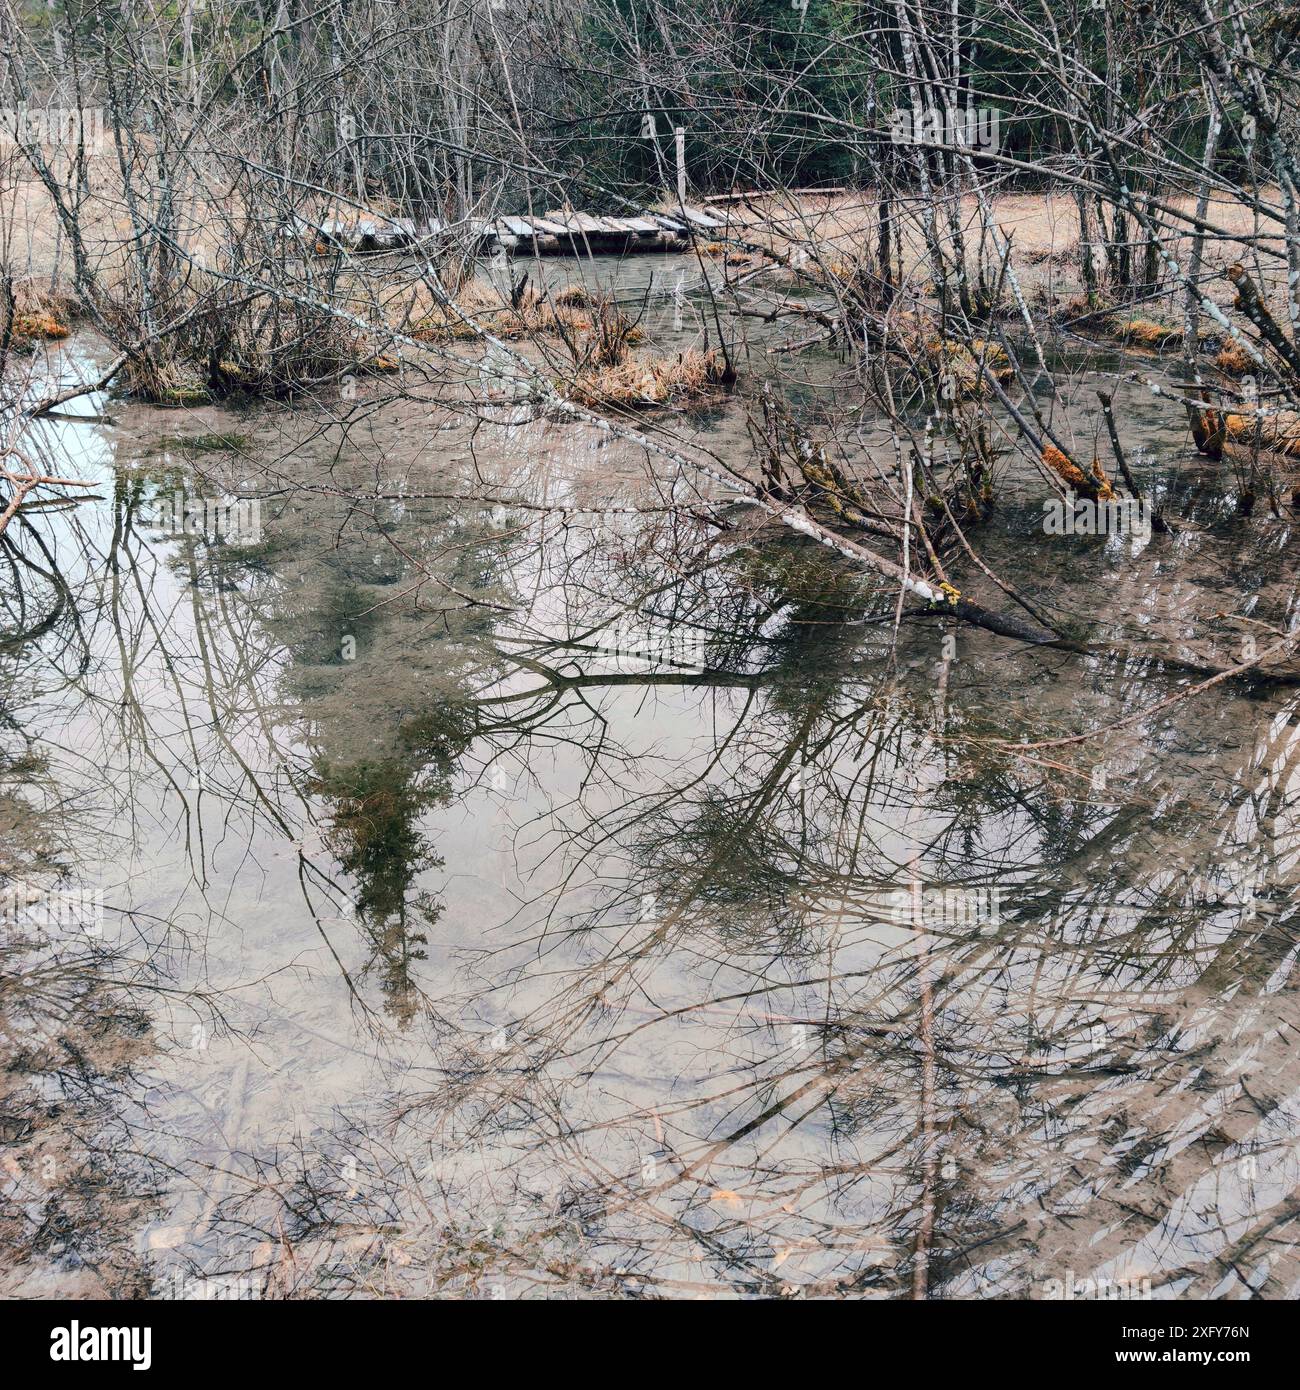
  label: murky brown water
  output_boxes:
[3,264,1299,1300]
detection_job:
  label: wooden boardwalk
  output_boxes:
[309,205,730,255]
[493,206,727,253]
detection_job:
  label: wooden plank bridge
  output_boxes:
[308,205,731,256]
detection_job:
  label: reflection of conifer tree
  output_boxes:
[251,494,495,1025]
[307,704,474,1027]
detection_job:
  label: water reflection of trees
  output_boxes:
[2,411,1298,1298]
[240,494,1300,1295]
[0,668,166,1295]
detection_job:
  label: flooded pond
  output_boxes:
[3,260,1299,1301]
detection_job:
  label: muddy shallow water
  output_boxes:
[2,269,1299,1300]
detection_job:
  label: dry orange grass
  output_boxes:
[924,336,1013,398]
[1215,340,1254,375]
[1191,406,1300,462]
[567,347,730,409]
[1113,317,1184,350]
[405,278,597,344]
[5,281,79,350]
[1222,410,1300,459]
[10,310,71,344]
[1042,443,1116,499]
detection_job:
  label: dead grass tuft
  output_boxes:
[924,337,1013,398]
[102,275,376,404]
[10,311,71,344]
[553,285,595,309]
[407,277,598,344]
[1042,443,1115,499]
[1222,409,1300,458]
[1112,317,1184,350]
[1215,339,1254,375]
[567,347,731,409]
[4,281,80,351]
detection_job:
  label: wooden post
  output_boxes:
[675,126,686,207]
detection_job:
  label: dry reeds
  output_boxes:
[1111,317,1184,351]
[1222,410,1300,459]
[406,277,596,344]
[102,274,378,403]
[924,337,1013,399]
[567,347,730,409]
